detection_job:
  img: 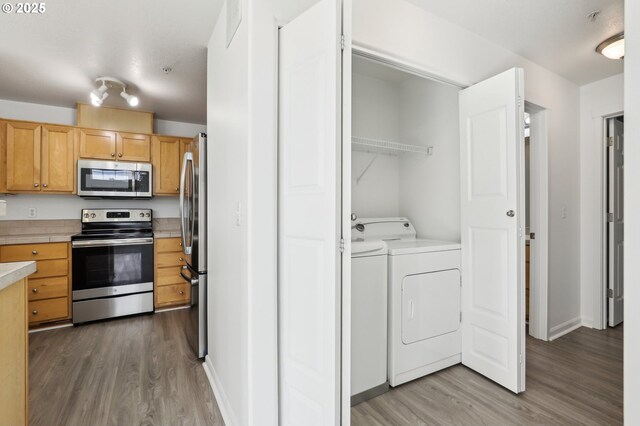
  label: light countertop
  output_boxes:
[0,261,37,292]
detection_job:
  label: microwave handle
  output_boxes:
[180,152,194,254]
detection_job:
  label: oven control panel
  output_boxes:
[81,209,152,223]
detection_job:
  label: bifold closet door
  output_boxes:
[278,0,346,424]
[608,117,624,327]
[459,68,526,394]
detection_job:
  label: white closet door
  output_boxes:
[459,68,526,394]
[278,0,344,424]
[609,117,624,327]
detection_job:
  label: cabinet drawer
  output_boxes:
[155,238,183,254]
[31,259,68,279]
[156,252,186,268]
[156,284,190,307]
[28,276,68,301]
[1,242,68,262]
[28,297,68,324]
[157,266,185,287]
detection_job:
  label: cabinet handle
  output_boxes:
[179,257,184,261]
[33,183,39,188]
[42,183,48,188]
[32,250,38,255]
[179,242,182,247]
[118,153,123,158]
[111,153,115,157]
[175,187,179,191]
[32,310,38,315]
[32,288,38,293]
[179,290,184,295]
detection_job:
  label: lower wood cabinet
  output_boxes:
[154,237,190,308]
[0,242,72,327]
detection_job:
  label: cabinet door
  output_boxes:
[152,136,181,195]
[117,132,151,161]
[78,128,117,160]
[6,121,41,191]
[41,125,75,192]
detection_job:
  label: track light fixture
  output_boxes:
[90,77,140,107]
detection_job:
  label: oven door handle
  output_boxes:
[180,270,198,285]
[72,237,154,248]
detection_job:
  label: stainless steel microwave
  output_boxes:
[77,159,152,198]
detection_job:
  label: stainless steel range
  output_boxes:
[71,208,154,324]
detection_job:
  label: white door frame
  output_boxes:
[593,110,624,330]
[348,46,551,341]
[525,103,550,341]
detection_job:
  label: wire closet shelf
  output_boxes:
[352,136,431,155]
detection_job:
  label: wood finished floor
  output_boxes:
[29,309,224,426]
[352,326,623,426]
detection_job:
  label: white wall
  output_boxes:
[351,73,401,218]
[0,98,205,221]
[578,74,624,328]
[205,0,278,425]
[624,0,639,421]
[398,76,460,242]
[353,0,582,337]
[0,98,205,136]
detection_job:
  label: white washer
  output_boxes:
[351,239,388,403]
[355,218,462,387]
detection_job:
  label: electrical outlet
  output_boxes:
[561,207,567,219]
[28,207,37,218]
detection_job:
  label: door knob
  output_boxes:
[506,210,515,217]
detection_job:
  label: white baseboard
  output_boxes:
[549,317,582,341]
[203,356,239,426]
[581,317,594,328]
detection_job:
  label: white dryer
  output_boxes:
[355,218,462,387]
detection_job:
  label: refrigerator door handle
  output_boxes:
[180,152,194,254]
[180,270,198,285]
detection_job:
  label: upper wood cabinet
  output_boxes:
[79,128,150,162]
[5,121,41,192]
[78,128,117,160]
[41,125,75,192]
[3,121,75,193]
[152,136,190,195]
[117,132,150,161]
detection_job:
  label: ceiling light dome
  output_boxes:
[596,33,624,60]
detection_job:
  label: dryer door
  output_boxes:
[402,269,460,344]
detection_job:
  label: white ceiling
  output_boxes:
[405,0,624,85]
[0,0,223,124]
[0,0,624,124]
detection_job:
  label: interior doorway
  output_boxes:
[607,115,624,327]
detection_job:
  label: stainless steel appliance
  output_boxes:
[180,133,207,358]
[77,159,152,198]
[71,208,154,323]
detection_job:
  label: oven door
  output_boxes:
[72,238,154,301]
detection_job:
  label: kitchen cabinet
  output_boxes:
[0,242,72,326]
[79,128,150,162]
[152,136,191,195]
[0,263,35,426]
[3,121,75,193]
[154,237,190,308]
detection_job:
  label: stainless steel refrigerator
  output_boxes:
[180,133,207,358]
